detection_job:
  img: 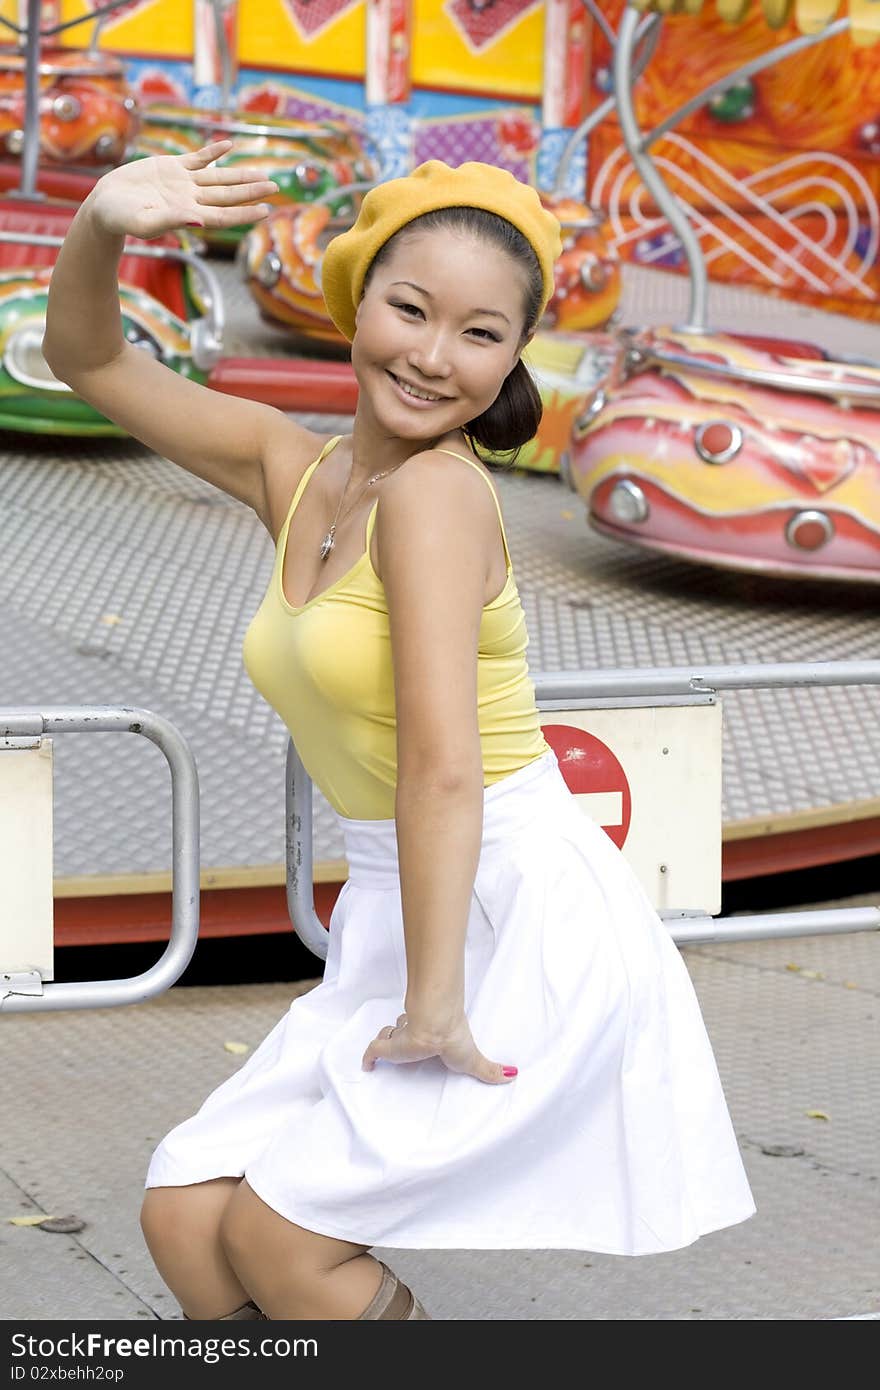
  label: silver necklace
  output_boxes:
[319,463,400,560]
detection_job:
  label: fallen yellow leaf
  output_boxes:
[7,1214,57,1226]
[805,1110,830,1121]
[799,970,824,980]
[560,510,575,520]
[99,614,123,626]
[843,981,858,989]
[223,1041,249,1055]
[785,963,800,972]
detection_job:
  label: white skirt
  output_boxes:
[145,747,756,1254]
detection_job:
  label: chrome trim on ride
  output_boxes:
[695,420,744,464]
[785,510,835,551]
[630,343,880,403]
[608,479,650,524]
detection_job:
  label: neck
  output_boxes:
[348,399,466,485]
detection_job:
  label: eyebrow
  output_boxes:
[389,280,511,325]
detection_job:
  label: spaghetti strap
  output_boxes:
[280,435,343,539]
[366,496,379,548]
[432,447,512,570]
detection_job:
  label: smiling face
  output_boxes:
[350,226,532,444]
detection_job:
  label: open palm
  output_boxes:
[91,138,278,240]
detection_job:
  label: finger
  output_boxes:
[196,203,273,228]
[195,180,279,207]
[474,1057,518,1086]
[181,140,234,170]
[195,165,279,188]
[362,1035,393,1070]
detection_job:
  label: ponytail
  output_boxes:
[462,357,542,463]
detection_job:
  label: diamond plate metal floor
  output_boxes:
[1,922,877,1320]
[1,259,878,893]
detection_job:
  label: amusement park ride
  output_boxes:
[0,0,877,582]
[1,0,880,957]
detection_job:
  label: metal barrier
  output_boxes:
[286,660,880,960]
[0,706,199,1014]
[3,663,877,1010]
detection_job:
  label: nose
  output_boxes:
[406,329,453,380]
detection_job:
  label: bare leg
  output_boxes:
[219,1179,387,1320]
[140,1178,256,1320]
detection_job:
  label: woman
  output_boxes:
[44,142,756,1322]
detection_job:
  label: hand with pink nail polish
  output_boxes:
[362,1011,518,1085]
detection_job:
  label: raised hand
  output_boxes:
[361,1012,518,1085]
[89,138,278,241]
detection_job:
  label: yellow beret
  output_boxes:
[321,159,563,342]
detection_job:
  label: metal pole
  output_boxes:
[554,12,661,197]
[614,3,707,330]
[19,0,44,202]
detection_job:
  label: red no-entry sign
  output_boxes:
[541,723,633,850]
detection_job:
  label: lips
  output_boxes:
[386,370,451,405]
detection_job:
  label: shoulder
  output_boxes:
[257,421,340,541]
[376,448,495,613]
[380,445,500,526]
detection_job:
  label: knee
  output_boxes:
[140,1184,223,1256]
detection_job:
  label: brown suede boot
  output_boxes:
[183,1300,267,1320]
[357,1262,431,1320]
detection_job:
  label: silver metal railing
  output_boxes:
[0,707,200,1014]
[3,662,877,1011]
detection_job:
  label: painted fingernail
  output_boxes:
[502,1066,518,1077]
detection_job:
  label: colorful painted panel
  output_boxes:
[57,1,194,58]
[411,0,543,98]
[54,1,365,76]
[238,0,365,76]
[586,0,880,320]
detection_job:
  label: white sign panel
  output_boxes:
[0,740,54,980]
[543,701,722,916]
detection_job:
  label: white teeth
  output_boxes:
[393,374,442,402]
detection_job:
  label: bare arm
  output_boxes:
[360,454,518,1085]
[42,141,315,519]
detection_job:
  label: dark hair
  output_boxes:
[360,205,544,464]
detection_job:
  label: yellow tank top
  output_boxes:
[242,435,551,820]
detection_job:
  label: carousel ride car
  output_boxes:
[554,0,880,582]
[0,2,362,430]
[0,43,139,166]
[0,178,221,435]
[567,326,880,580]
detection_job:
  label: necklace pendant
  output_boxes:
[319,531,334,561]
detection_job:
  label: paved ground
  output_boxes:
[2,893,877,1321]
